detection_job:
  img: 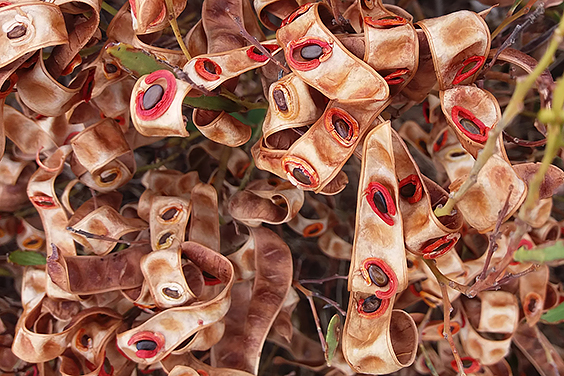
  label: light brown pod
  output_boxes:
[288,194,334,238]
[519,265,549,326]
[129,0,187,35]
[253,0,299,30]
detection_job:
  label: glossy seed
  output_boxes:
[362,295,382,313]
[449,151,466,158]
[368,264,388,286]
[460,118,481,135]
[436,132,445,145]
[81,334,91,348]
[462,359,474,369]
[142,84,164,110]
[7,24,26,39]
[161,207,178,221]
[162,287,181,299]
[300,44,323,60]
[105,63,118,73]
[333,118,350,139]
[158,232,172,245]
[372,191,387,214]
[100,171,117,183]
[204,60,216,74]
[406,259,414,268]
[418,140,427,150]
[273,89,288,111]
[292,167,311,185]
[135,340,157,351]
[400,183,416,198]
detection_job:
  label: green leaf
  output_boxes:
[541,302,564,323]
[325,314,342,366]
[513,241,564,263]
[8,250,46,266]
[0,267,11,277]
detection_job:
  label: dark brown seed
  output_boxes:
[362,295,382,313]
[413,281,422,292]
[400,183,416,198]
[300,44,323,60]
[252,47,263,55]
[460,118,481,135]
[161,207,178,221]
[136,340,157,351]
[142,84,164,110]
[7,24,26,39]
[158,232,172,245]
[104,63,118,73]
[0,80,10,92]
[26,239,39,246]
[292,167,311,185]
[449,151,466,158]
[433,241,452,253]
[406,259,414,268]
[368,264,388,286]
[204,60,216,74]
[100,171,117,183]
[418,140,427,150]
[527,298,537,312]
[333,118,350,139]
[436,132,445,146]
[81,334,91,348]
[162,287,181,299]
[462,359,474,369]
[372,191,387,213]
[273,89,288,112]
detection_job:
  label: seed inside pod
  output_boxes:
[135,340,157,351]
[272,89,288,112]
[7,24,26,39]
[462,359,474,369]
[300,44,323,60]
[527,298,537,312]
[103,358,112,374]
[0,81,10,92]
[143,84,164,110]
[460,118,481,135]
[362,295,382,313]
[292,167,311,185]
[372,191,388,214]
[104,63,118,73]
[162,286,181,299]
[204,60,217,74]
[80,334,92,348]
[99,170,118,183]
[400,183,416,198]
[333,118,350,139]
[368,264,388,286]
[158,232,172,245]
[161,207,178,221]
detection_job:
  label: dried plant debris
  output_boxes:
[0,0,564,375]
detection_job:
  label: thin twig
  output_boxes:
[225,8,290,74]
[66,227,148,246]
[502,131,547,147]
[164,0,192,60]
[489,264,540,288]
[299,274,349,285]
[439,282,465,376]
[293,282,328,354]
[419,343,440,376]
[312,292,347,317]
[418,307,434,343]
[422,258,470,297]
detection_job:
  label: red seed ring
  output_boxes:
[246,44,279,62]
[437,321,460,336]
[127,331,165,359]
[451,106,489,143]
[452,55,485,85]
[282,156,320,189]
[364,182,396,226]
[0,73,17,99]
[303,223,324,237]
[81,69,96,103]
[398,174,423,204]
[194,58,222,81]
[30,195,57,209]
[510,238,534,265]
[323,107,359,147]
[451,357,481,373]
[286,37,333,72]
[432,130,448,152]
[364,15,407,28]
[383,68,409,85]
[357,296,390,319]
[280,3,315,27]
[360,258,398,299]
[422,100,430,123]
[135,70,176,121]
[421,234,459,259]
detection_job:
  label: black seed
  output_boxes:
[142,84,164,110]
[436,132,445,146]
[433,241,452,253]
[300,44,323,60]
[449,151,466,158]
[105,63,118,73]
[81,334,91,348]
[527,298,537,312]
[0,80,10,92]
[368,264,388,287]
[462,359,474,369]
[362,295,382,313]
[26,239,39,245]
[252,47,263,55]
[418,140,427,150]
[460,118,481,135]
[400,183,416,198]
[7,24,26,39]
[406,259,414,268]
[100,171,117,183]
[273,89,288,112]
[158,232,172,245]
[162,287,181,299]
[372,191,387,214]
[333,118,350,139]
[161,207,178,221]
[292,167,311,185]
[135,340,157,351]
[204,60,216,74]
[413,281,422,292]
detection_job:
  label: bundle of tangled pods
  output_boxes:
[0,0,563,374]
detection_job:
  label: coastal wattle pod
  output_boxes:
[129,0,187,34]
[288,194,334,237]
[342,122,417,374]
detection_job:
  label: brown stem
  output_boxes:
[299,274,348,285]
[66,226,148,246]
[503,131,547,147]
[294,282,328,354]
[422,258,471,297]
[439,282,466,376]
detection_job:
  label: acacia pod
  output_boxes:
[254,0,299,30]
[171,321,226,354]
[441,86,501,157]
[189,183,220,252]
[287,194,334,238]
[16,218,45,252]
[417,10,490,89]
[0,155,35,212]
[192,109,252,147]
[476,291,519,334]
[188,140,251,180]
[521,197,553,229]
[398,120,431,158]
[317,226,353,260]
[277,3,389,102]
[0,2,67,69]
[401,30,438,102]
[519,265,549,326]
[129,0,187,35]
[513,319,564,375]
[529,217,561,244]
[149,196,191,252]
[419,308,463,341]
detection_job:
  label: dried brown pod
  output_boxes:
[130,0,187,35]
[0,155,35,212]
[288,194,334,237]
[342,122,417,374]
[16,217,45,252]
[519,265,549,326]
[253,0,299,30]
[317,226,353,260]
[529,217,561,244]
[513,319,564,375]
